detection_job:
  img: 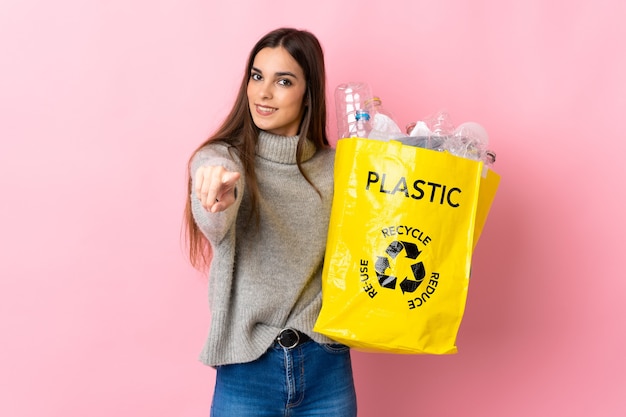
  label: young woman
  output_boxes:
[184,28,357,416]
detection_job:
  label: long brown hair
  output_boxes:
[184,28,329,270]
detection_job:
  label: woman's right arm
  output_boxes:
[189,144,244,244]
[194,165,240,213]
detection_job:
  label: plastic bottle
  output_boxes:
[483,150,496,167]
[334,82,373,139]
[355,109,372,138]
[366,97,405,141]
[426,110,455,137]
[452,121,489,161]
[401,120,444,150]
[407,121,431,137]
[425,110,455,152]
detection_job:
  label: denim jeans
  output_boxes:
[210,340,357,417]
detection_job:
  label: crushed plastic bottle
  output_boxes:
[400,120,444,150]
[452,121,489,161]
[425,110,456,138]
[366,97,406,141]
[426,110,456,151]
[404,110,496,168]
[407,121,431,136]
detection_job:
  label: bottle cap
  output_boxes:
[355,109,371,121]
[365,97,382,107]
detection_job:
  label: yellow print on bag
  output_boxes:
[359,223,441,310]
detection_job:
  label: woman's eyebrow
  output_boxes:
[275,71,298,78]
[251,66,298,79]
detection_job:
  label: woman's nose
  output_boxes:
[257,82,272,99]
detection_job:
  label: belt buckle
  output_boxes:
[277,328,300,349]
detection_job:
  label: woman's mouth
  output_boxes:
[255,105,277,116]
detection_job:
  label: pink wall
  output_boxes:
[1,1,624,416]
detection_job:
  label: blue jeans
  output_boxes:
[210,340,357,417]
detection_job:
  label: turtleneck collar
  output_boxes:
[256,130,317,165]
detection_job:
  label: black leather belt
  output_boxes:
[276,328,311,349]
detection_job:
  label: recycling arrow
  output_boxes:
[375,241,426,294]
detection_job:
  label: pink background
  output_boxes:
[1,0,624,416]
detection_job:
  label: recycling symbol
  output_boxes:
[374,241,426,294]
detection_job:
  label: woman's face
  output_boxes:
[247,47,307,137]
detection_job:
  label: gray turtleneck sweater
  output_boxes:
[190,131,336,366]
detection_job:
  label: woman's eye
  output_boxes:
[277,78,292,87]
[250,73,262,81]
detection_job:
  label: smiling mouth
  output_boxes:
[255,105,277,115]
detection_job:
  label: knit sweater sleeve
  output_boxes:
[189,143,245,245]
